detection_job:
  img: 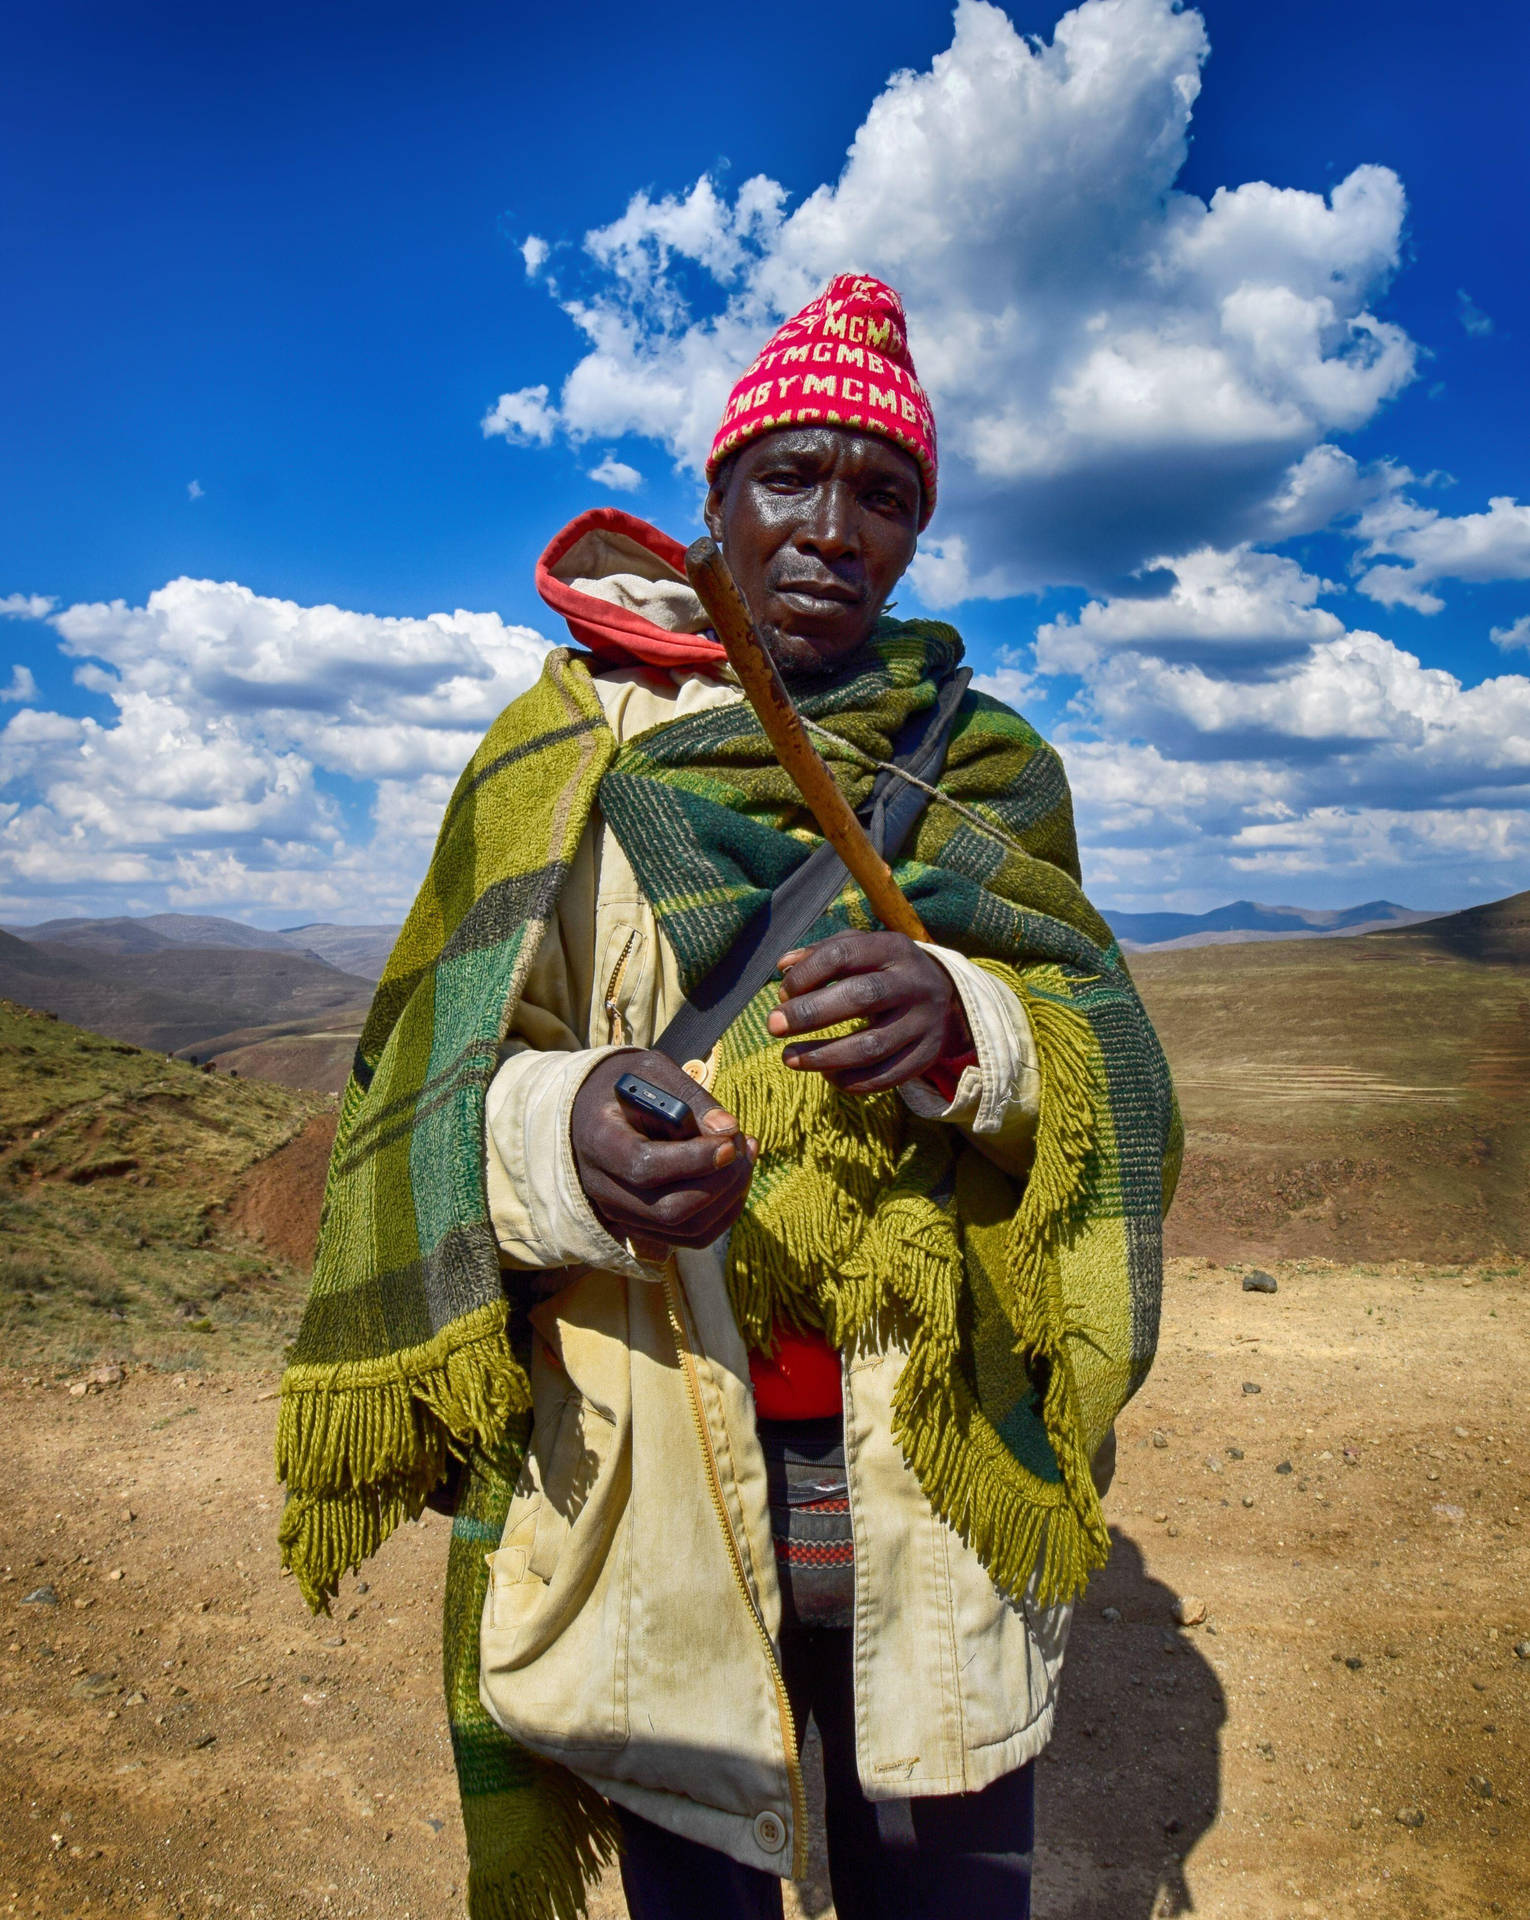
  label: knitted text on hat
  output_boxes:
[707,275,937,526]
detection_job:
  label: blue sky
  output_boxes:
[3,0,1528,924]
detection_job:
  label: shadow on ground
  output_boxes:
[1035,1528,1226,1918]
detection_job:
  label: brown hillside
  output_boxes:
[0,930,375,1056]
[1135,926,1529,1264]
[0,998,325,1364]
[1361,884,1530,965]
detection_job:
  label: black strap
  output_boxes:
[653,668,971,1067]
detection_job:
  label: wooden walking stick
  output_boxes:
[684,536,929,943]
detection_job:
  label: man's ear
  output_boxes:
[702,481,725,546]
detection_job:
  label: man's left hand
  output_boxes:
[765,931,971,1095]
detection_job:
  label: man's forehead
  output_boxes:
[732,425,922,484]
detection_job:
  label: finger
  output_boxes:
[781,1010,931,1079]
[583,1160,754,1246]
[767,967,901,1038]
[797,1026,939,1096]
[580,1156,748,1232]
[776,932,906,997]
[588,1115,746,1190]
[820,1035,937,1096]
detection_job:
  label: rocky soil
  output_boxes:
[3,1257,1525,1920]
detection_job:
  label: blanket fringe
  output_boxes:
[277,1298,529,1610]
[460,1763,620,1920]
[715,967,1115,1610]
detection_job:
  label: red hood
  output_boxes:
[535,508,727,671]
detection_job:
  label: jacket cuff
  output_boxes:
[899,944,1040,1137]
[484,1044,654,1281]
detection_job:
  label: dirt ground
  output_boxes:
[2,1257,1525,1920]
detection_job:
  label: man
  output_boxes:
[279,276,1178,1920]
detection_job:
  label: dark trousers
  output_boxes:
[618,1626,1035,1920]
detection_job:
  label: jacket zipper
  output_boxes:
[603,928,639,1046]
[660,1264,808,1880]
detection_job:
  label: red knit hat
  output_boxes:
[706,274,937,526]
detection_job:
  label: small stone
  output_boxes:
[121,1508,135,1523]
[1345,1656,1364,1671]
[123,1690,147,1707]
[87,1363,124,1388]
[1395,1806,1425,1829]
[1513,1640,1530,1660]
[1154,1510,1168,1524]
[1166,1524,1180,1538]
[71,1672,119,1700]
[1242,1382,1262,1395]
[1205,1456,1223,1473]
[1243,1271,1278,1293]
[1242,1495,1256,1508]
[1226,1446,1245,1460]
[355,1580,369,1595]
[1257,1741,1275,1761]
[1454,1426,1470,1439]
[1174,1595,1208,1626]
[1101,1606,1122,1623]
[1152,1429,1169,1449]
[20,1586,58,1607]
[1471,1776,1493,1800]
[1275,1460,1293,1474]
[108,1569,124,1582]
[323,1635,345,1648]
[68,1382,88,1398]
[191,1732,216,1750]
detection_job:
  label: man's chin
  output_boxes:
[761,623,869,677]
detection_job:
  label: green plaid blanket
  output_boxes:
[278,626,1178,1920]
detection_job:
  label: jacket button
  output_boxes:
[753,1810,787,1853]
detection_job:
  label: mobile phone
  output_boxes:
[614,1072,698,1141]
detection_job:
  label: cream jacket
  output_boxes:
[477,662,1073,1881]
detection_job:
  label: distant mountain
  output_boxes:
[1105,899,1443,952]
[4,912,298,955]
[0,926,375,1056]
[276,922,398,981]
[3,911,400,980]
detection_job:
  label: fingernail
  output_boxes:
[766,1010,787,1036]
[713,1140,735,1168]
[782,1048,800,1069]
[745,1137,759,1160]
[700,1109,737,1132]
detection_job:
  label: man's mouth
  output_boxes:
[773,579,860,609]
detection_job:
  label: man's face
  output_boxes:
[703,426,922,675]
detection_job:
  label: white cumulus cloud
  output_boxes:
[494,0,1418,601]
[0,665,39,703]
[1491,614,1530,653]
[0,579,553,921]
[1354,492,1530,614]
[481,384,560,445]
[1,594,57,621]
[588,455,643,493]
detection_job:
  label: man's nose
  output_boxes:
[796,481,858,562]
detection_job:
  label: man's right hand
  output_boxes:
[570,1051,757,1255]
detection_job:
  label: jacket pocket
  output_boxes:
[480,1272,633,1752]
[598,919,647,1048]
